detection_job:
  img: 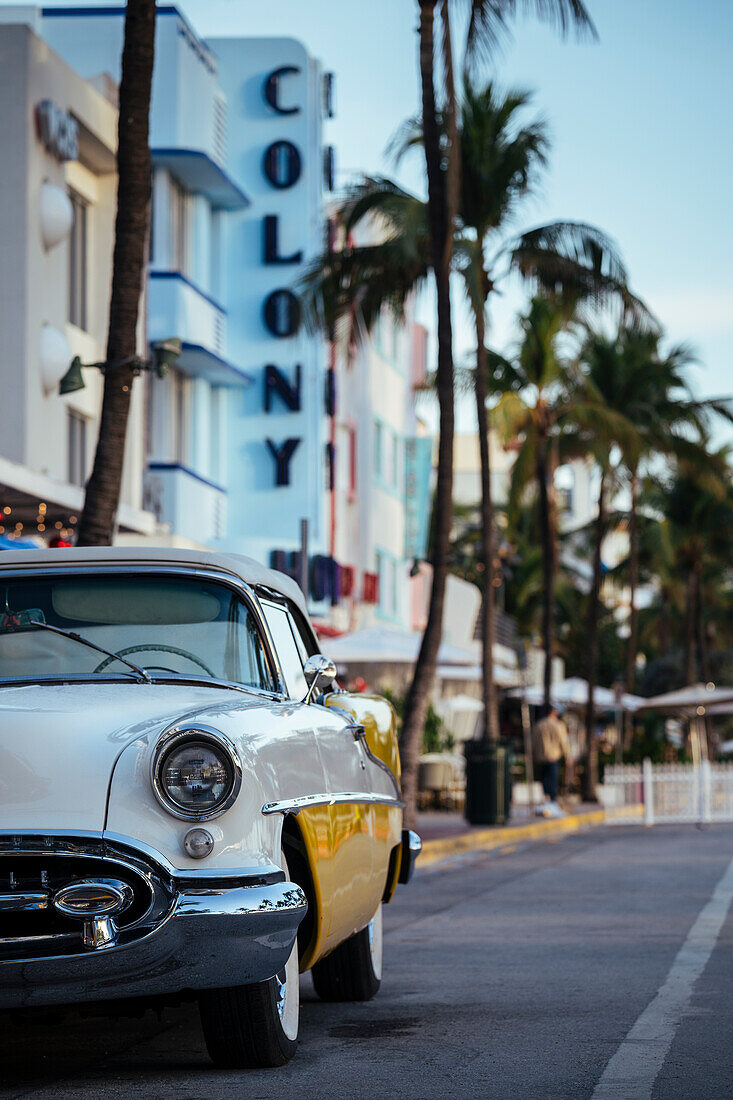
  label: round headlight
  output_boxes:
[152,727,241,820]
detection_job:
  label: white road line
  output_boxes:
[592,855,733,1100]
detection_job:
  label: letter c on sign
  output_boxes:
[264,66,301,115]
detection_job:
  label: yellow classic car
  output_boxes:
[0,547,420,1068]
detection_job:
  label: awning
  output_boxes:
[323,626,476,667]
[0,455,157,537]
[152,149,250,210]
[0,534,40,549]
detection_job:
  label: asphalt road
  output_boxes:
[1,824,732,1099]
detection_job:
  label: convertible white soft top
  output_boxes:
[0,546,309,618]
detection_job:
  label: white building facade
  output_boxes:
[0,14,153,545]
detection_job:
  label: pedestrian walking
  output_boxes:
[532,704,571,817]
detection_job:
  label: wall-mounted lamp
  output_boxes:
[58,338,182,395]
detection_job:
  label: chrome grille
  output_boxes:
[0,844,169,961]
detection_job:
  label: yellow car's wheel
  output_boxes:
[311,904,382,1002]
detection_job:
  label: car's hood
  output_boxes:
[0,681,267,832]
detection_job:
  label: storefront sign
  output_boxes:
[404,436,433,560]
[271,550,361,606]
[36,100,78,162]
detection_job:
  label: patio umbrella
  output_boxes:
[436,663,520,687]
[508,677,618,710]
[636,683,733,716]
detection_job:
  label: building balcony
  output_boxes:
[144,462,227,546]
[151,149,249,211]
[148,272,251,387]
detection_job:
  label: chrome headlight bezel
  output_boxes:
[151,725,242,821]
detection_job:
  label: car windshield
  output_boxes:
[0,573,274,690]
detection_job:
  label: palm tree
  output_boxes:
[405,0,596,820]
[454,81,644,743]
[307,89,638,764]
[581,329,733,754]
[311,0,595,821]
[653,453,733,684]
[494,297,572,709]
[76,0,156,546]
[493,295,638,715]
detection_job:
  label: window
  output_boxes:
[68,190,88,330]
[377,552,397,618]
[261,601,307,699]
[170,368,191,464]
[0,575,274,690]
[209,386,223,482]
[374,421,383,478]
[169,174,192,275]
[391,432,401,489]
[67,409,87,487]
[349,426,357,497]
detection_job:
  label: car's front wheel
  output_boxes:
[311,904,382,1002]
[198,860,300,1068]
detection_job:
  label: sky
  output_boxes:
[36,0,733,426]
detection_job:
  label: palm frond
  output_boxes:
[462,0,597,69]
[509,221,656,328]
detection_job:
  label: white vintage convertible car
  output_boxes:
[0,548,420,1068]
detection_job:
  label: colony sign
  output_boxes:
[261,65,304,487]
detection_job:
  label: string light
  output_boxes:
[2,507,10,515]
[69,515,77,524]
[38,523,46,532]
[54,521,63,530]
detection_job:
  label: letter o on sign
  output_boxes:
[264,141,302,189]
[264,289,301,338]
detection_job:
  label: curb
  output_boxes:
[419,806,639,868]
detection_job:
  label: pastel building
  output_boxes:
[29,4,432,630]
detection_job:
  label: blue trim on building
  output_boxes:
[43,5,180,16]
[147,462,226,493]
[152,148,249,210]
[149,270,227,314]
[179,343,253,387]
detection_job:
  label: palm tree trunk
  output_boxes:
[474,309,499,743]
[623,472,639,750]
[684,564,697,685]
[583,473,606,801]
[400,0,456,828]
[537,439,555,709]
[77,0,156,546]
[695,561,710,682]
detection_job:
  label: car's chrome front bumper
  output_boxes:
[0,835,307,1010]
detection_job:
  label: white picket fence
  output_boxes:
[602,760,733,825]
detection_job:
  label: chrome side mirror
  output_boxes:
[302,654,337,704]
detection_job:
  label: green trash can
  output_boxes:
[464,740,508,826]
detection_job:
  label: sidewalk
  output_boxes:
[416,803,612,868]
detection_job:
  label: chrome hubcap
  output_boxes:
[367,903,383,981]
